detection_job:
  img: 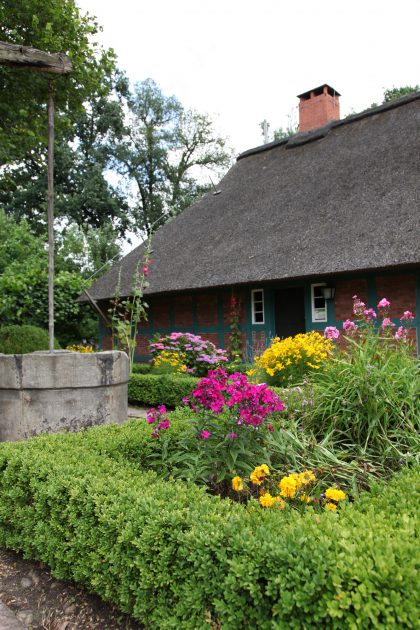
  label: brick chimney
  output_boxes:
[297,84,340,132]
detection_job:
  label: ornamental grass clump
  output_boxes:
[148,368,284,489]
[150,332,228,377]
[307,296,420,454]
[253,330,333,386]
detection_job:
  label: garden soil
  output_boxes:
[0,548,144,629]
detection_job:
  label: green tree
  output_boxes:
[0,210,108,345]
[382,85,419,103]
[114,79,232,234]
[0,0,118,165]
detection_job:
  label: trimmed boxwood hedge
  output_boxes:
[0,429,418,629]
[128,373,199,407]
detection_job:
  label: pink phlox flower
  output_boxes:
[227,432,237,439]
[158,419,170,431]
[353,295,366,316]
[395,326,408,341]
[377,298,391,309]
[401,310,414,321]
[363,308,377,321]
[324,326,340,339]
[199,430,211,439]
[343,319,358,332]
[381,318,395,328]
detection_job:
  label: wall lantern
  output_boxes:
[320,285,336,300]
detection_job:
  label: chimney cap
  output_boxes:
[297,84,341,99]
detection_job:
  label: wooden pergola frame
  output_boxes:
[0,41,72,352]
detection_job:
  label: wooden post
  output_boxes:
[47,82,55,352]
[0,41,72,352]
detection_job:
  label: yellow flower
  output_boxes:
[279,475,298,498]
[325,502,338,511]
[299,494,311,503]
[232,476,244,492]
[250,464,270,486]
[298,470,315,486]
[325,488,347,502]
[259,493,276,507]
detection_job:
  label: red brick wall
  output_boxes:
[152,298,171,329]
[376,275,416,317]
[334,279,368,320]
[102,334,113,351]
[199,332,220,346]
[197,294,218,327]
[135,334,149,355]
[174,295,193,328]
[223,291,247,325]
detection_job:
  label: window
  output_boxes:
[252,289,265,324]
[311,284,327,322]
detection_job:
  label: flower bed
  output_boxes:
[0,433,418,629]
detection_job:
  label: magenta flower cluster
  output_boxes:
[150,332,228,376]
[147,405,170,438]
[184,368,284,439]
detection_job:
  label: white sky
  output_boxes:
[78,0,419,155]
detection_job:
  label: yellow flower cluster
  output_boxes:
[66,344,94,353]
[259,492,286,509]
[324,487,346,511]
[153,351,187,373]
[279,470,315,499]
[255,331,332,381]
[231,476,244,492]
[250,464,270,486]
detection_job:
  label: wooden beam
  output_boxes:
[0,41,72,74]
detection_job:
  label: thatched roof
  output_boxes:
[85,93,420,301]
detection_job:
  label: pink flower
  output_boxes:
[395,326,408,342]
[158,419,170,430]
[377,298,391,309]
[343,319,357,332]
[227,432,237,439]
[401,311,414,321]
[324,326,340,339]
[381,318,395,328]
[353,295,366,316]
[363,308,377,321]
[199,430,211,439]
[267,425,274,432]
[143,266,149,276]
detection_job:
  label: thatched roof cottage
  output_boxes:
[84,85,420,359]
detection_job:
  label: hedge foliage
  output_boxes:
[0,429,418,629]
[128,372,199,407]
[0,324,61,354]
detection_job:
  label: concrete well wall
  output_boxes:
[0,351,129,442]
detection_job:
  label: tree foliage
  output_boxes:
[0,210,112,345]
[114,79,232,234]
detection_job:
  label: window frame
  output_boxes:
[311,283,328,323]
[251,288,265,325]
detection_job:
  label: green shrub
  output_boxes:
[0,434,418,629]
[128,373,199,407]
[0,324,60,354]
[131,362,152,374]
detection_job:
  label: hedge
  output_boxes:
[0,432,418,629]
[0,324,60,354]
[128,373,199,407]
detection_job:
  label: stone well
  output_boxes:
[0,351,129,442]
